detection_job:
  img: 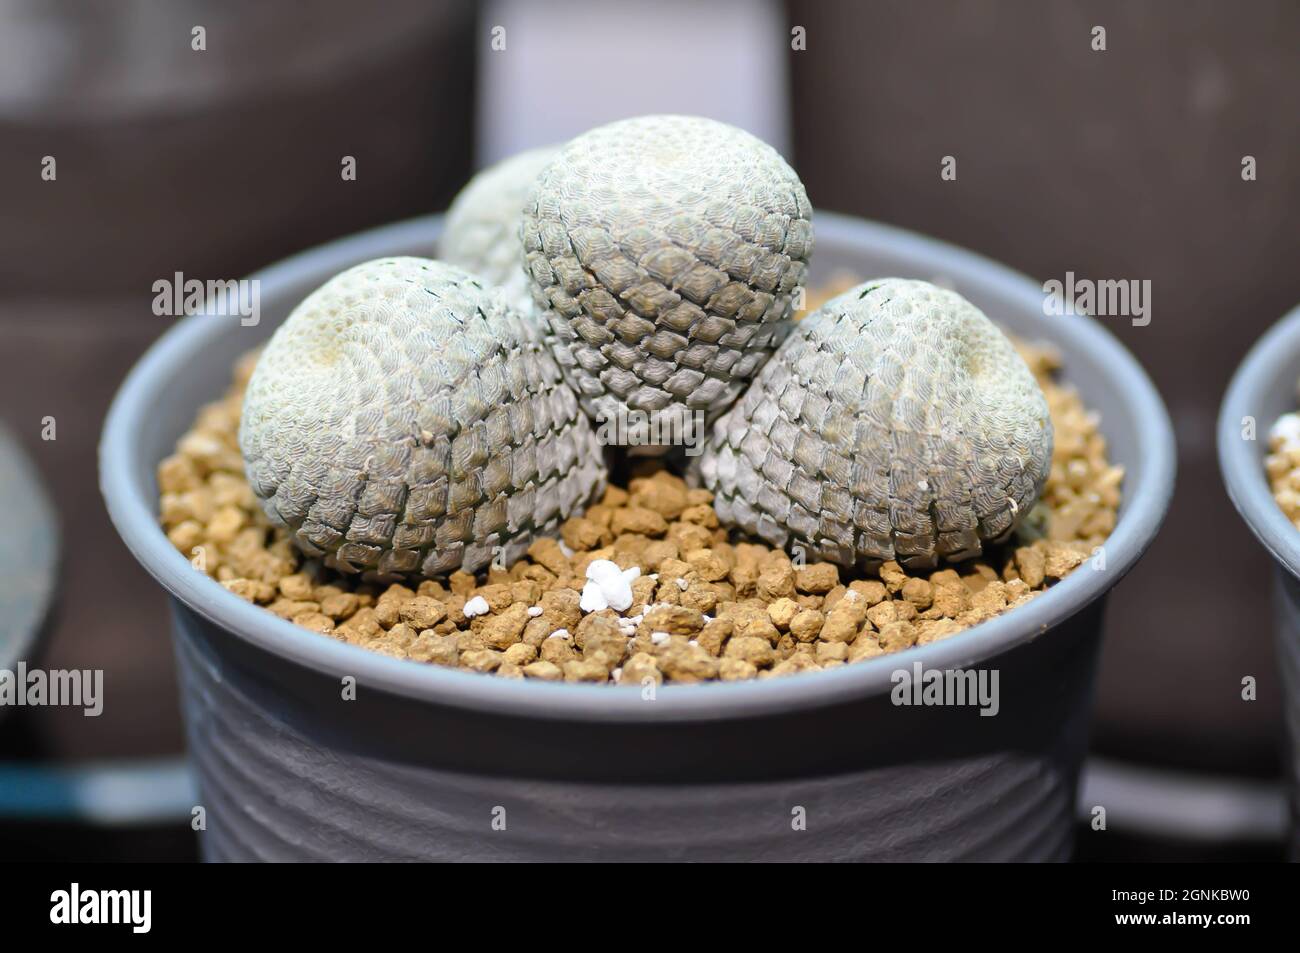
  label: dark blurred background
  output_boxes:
[1,0,1297,860]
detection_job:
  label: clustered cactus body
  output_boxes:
[239,116,1052,582]
[439,146,557,316]
[239,257,605,578]
[695,279,1053,570]
[521,115,813,452]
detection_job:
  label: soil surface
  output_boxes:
[157,297,1121,685]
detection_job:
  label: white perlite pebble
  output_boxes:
[547,628,571,640]
[527,606,544,617]
[581,560,641,613]
[1272,413,1300,453]
[463,596,490,617]
[586,559,622,580]
[579,582,608,613]
[650,632,671,645]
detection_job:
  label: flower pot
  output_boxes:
[1218,302,1300,856]
[100,212,1174,861]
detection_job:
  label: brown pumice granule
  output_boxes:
[1266,413,1300,524]
[158,332,1122,686]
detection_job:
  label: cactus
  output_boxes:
[521,115,813,453]
[240,120,1056,591]
[439,147,558,316]
[239,257,606,578]
[695,279,1053,570]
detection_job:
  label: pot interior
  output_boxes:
[1219,303,1300,578]
[101,212,1175,718]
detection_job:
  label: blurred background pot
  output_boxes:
[0,0,474,851]
[99,212,1174,861]
[1218,302,1300,856]
[0,0,475,295]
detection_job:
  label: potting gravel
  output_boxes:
[1266,412,1300,523]
[157,327,1121,685]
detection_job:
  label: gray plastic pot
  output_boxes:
[100,212,1174,861]
[1218,302,1300,855]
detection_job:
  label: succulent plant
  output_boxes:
[239,257,606,578]
[439,146,558,315]
[521,115,813,453]
[695,279,1053,570]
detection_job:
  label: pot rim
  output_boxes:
[1218,301,1300,581]
[100,211,1175,723]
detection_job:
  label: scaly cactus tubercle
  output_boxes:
[522,115,813,453]
[695,278,1053,570]
[238,257,606,579]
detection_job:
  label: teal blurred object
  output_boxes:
[0,759,194,823]
[0,421,58,681]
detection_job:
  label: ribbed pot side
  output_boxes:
[174,595,1101,862]
[102,213,1174,862]
[1273,571,1300,854]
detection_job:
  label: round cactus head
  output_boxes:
[439,146,558,315]
[696,278,1053,570]
[239,257,606,579]
[521,114,813,455]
